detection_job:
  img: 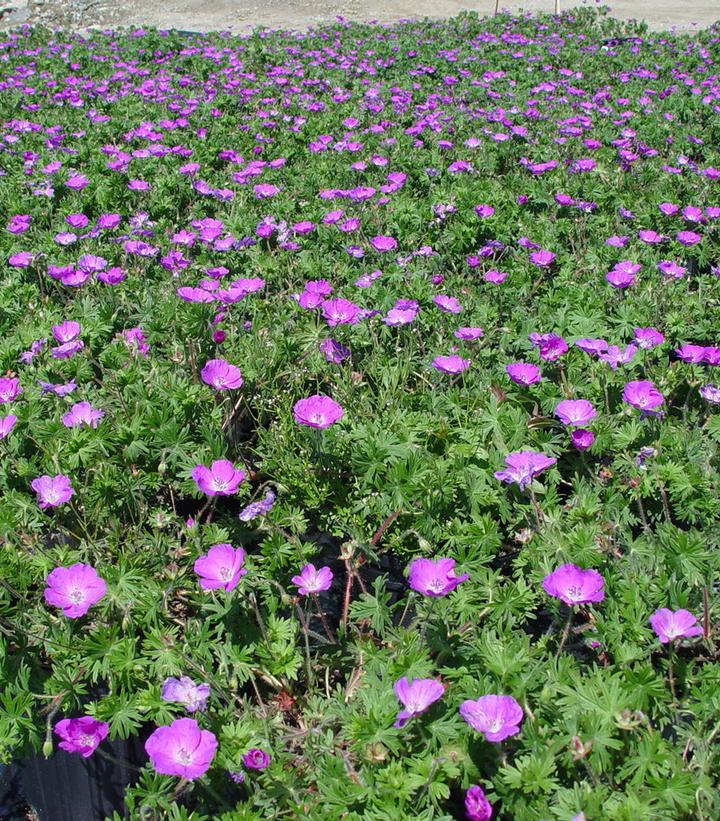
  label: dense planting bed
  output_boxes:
[1,9,720,819]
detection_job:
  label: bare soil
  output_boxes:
[0,0,718,35]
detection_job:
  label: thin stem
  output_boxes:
[667,642,678,703]
[312,593,335,643]
[398,591,415,628]
[341,564,354,629]
[527,487,544,529]
[555,610,573,658]
[295,603,315,686]
[249,592,268,643]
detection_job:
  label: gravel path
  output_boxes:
[0,0,718,40]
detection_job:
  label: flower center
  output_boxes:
[175,747,193,765]
[80,734,95,747]
[219,567,231,580]
[69,588,85,603]
[567,585,583,602]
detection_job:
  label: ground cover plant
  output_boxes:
[1,7,720,819]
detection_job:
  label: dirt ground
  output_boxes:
[0,0,718,39]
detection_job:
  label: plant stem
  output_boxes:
[555,610,573,658]
[312,593,335,643]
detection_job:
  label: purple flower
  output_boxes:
[297,279,332,309]
[393,676,445,728]
[0,414,17,439]
[542,563,605,606]
[474,204,495,218]
[599,344,637,370]
[634,327,665,349]
[293,395,344,429]
[370,235,398,252]
[121,328,150,357]
[194,544,247,592]
[54,717,109,758]
[649,608,703,643]
[606,268,636,289]
[321,298,361,326]
[459,695,523,742]
[407,557,468,597]
[622,380,665,413]
[529,249,555,268]
[44,563,106,618]
[529,333,568,361]
[31,474,75,509]
[638,229,663,245]
[555,400,596,427]
[675,344,706,364]
[454,327,484,340]
[242,749,270,770]
[0,377,22,403]
[319,338,351,363]
[161,676,211,712]
[201,359,243,390]
[51,321,81,343]
[506,363,541,386]
[291,563,333,596]
[676,230,701,246]
[62,401,104,429]
[145,718,217,780]
[570,429,595,451]
[575,338,608,356]
[465,785,493,821]
[494,451,556,490]
[433,295,463,314]
[432,355,470,374]
[657,260,686,279]
[700,385,720,404]
[51,339,85,360]
[191,460,245,496]
[239,490,276,522]
[383,299,419,326]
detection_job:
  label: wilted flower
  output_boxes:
[649,608,703,643]
[407,557,468,597]
[239,490,276,522]
[555,400,596,427]
[622,380,665,413]
[393,676,445,728]
[62,401,104,429]
[194,544,247,592]
[700,385,720,404]
[542,563,605,606]
[291,563,333,595]
[494,450,556,489]
[319,338,351,363]
[44,563,106,618]
[201,359,243,390]
[145,718,217,780]
[459,695,524,742]
[161,676,211,712]
[293,394,344,429]
[31,474,75,509]
[54,717,109,758]
[242,749,270,770]
[121,327,150,357]
[191,460,245,496]
[465,785,493,821]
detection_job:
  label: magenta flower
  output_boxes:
[393,676,445,728]
[0,377,22,403]
[529,249,555,268]
[161,676,211,712]
[51,320,81,343]
[44,563,106,618]
[454,327,484,340]
[649,608,703,644]
[465,785,493,821]
[459,695,524,742]
[370,235,398,252]
[0,414,17,439]
[319,338,351,363]
[191,460,245,496]
[432,355,470,374]
[201,359,243,390]
[555,400,596,427]
[383,299,419,326]
[575,338,608,356]
[529,333,568,361]
[321,298,361,326]
[407,557,469,597]
[675,344,706,364]
[54,717,109,758]
[570,429,595,451]
[622,380,665,413]
[542,563,605,606]
[145,718,218,780]
[494,450,556,490]
[293,394,344,429]
[292,563,333,596]
[506,362,541,386]
[62,401,104,429]
[599,344,637,370]
[433,295,463,314]
[634,327,665,349]
[52,340,84,360]
[31,474,75,509]
[242,749,270,770]
[194,544,247,592]
[297,279,332,309]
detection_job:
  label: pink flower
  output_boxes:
[291,563,333,595]
[145,717,218,780]
[62,401,104,429]
[506,363,541,386]
[321,298,361,326]
[0,377,22,403]
[194,544,247,592]
[454,327,484,340]
[31,474,75,509]
[554,400,596,427]
[393,676,445,728]
[494,450,556,489]
[0,414,17,439]
[433,295,463,314]
[200,359,243,390]
[649,608,703,644]
[51,321,81,343]
[542,563,605,606]
[293,394,344,429]
[191,460,245,496]
[459,695,523,742]
[432,355,470,374]
[44,563,106,618]
[242,749,270,770]
[622,380,665,413]
[465,785,493,820]
[370,235,398,252]
[383,299,419,326]
[407,557,468,597]
[54,717,109,757]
